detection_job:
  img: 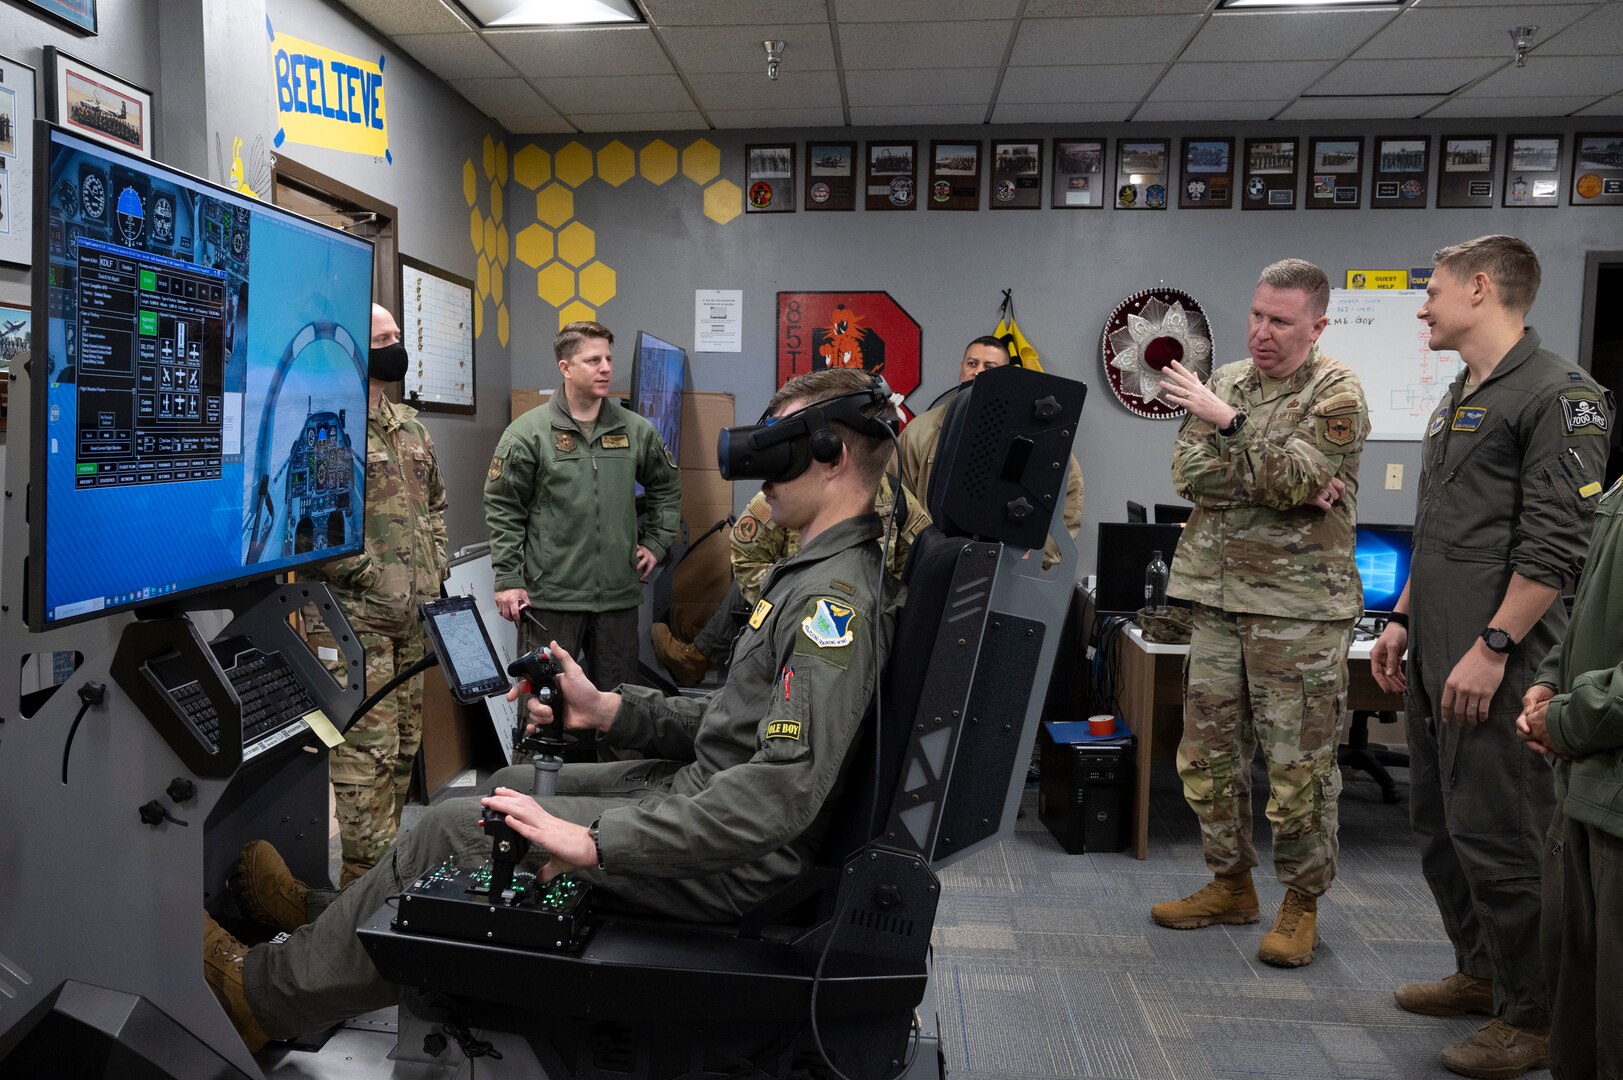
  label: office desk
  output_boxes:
[1116,626,1401,860]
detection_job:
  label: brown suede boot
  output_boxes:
[1257,888,1319,967]
[203,912,270,1052]
[652,623,710,687]
[231,840,310,934]
[1439,1019,1549,1079]
[1394,972,1495,1017]
[1150,871,1261,929]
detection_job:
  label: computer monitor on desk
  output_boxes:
[1154,502,1192,525]
[1095,522,1185,616]
[1355,522,1414,618]
[1125,500,1147,524]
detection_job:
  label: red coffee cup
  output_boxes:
[1088,714,1116,736]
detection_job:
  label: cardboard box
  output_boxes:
[679,392,735,471]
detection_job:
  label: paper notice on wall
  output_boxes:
[695,289,742,352]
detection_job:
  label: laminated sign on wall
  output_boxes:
[267,18,392,162]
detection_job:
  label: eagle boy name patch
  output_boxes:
[802,598,856,648]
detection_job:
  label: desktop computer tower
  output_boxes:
[1038,723,1134,855]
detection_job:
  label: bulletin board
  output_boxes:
[1317,288,1463,440]
[399,254,476,413]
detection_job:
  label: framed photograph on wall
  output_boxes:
[927,140,980,211]
[1571,132,1623,206]
[804,141,855,211]
[1306,136,1362,211]
[1115,138,1168,210]
[44,47,151,158]
[16,0,96,35]
[744,143,795,214]
[0,53,39,268]
[989,140,1041,209]
[1242,137,1297,210]
[1051,138,1104,209]
[0,298,28,430]
[1371,136,1429,209]
[1504,134,1561,207]
[865,141,916,211]
[1179,137,1233,209]
[1438,136,1496,208]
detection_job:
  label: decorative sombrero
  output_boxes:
[1101,287,1214,419]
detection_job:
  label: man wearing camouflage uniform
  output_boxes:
[1151,259,1369,969]
[304,304,448,886]
[1370,236,1610,1078]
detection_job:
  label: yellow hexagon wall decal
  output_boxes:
[514,144,551,189]
[463,160,477,206]
[537,262,576,307]
[496,142,509,186]
[558,300,596,330]
[557,222,595,267]
[483,135,497,180]
[498,303,510,346]
[491,183,504,224]
[516,224,553,268]
[536,183,575,228]
[474,297,484,338]
[597,141,634,187]
[640,139,677,185]
[483,217,498,260]
[492,262,505,305]
[703,178,742,225]
[469,207,485,253]
[682,139,720,185]
[496,224,511,267]
[578,261,617,305]
[555,141,594,188]
[476,256,491,300]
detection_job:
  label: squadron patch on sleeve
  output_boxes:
[663,442,678,469]
[488,456,504,482]
[1320,416,1355,445]
[735,515,760,544]
[795,597,859,668]
[1560,393,1609,436]
[554,432,577,452]
[1427,406,1448,438]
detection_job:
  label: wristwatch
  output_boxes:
[588,818,605,870]
[1385,612,1408,628]
[1219,411,1247,438]
[1480,627,1516,655]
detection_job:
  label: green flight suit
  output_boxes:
[245,513,901,1038]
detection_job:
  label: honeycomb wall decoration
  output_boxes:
[462,134,512,347]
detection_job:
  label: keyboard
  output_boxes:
[146,638,323,762]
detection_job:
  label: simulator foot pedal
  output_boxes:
[395,859,594,952]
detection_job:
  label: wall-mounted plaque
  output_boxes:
[1306,136,1363,211]
[1115,139,1169,210]
[1179,137,1233,209]
[1242,137,1297,210]
[865,141,916,211]
[1503,134,1561,208]
[804,141,855,211]
[1571,132,1623,207]
[744,143,795,214]
[1371,136,1430,209]
[989,140,1041,209]
[1051,138,1104,209]
[1438,136,1495,208]
[927,140,980,211]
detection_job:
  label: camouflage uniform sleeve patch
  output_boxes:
[734,515,760,544]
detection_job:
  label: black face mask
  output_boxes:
[369,341,409,382]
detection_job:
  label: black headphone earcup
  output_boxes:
[809,428,843,463]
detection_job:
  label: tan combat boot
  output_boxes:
[1394,972,1495,1016]
[231,840,310,934]
[1150,871,1260,929]
[1257,888,1319,967]
[203,912,270,1052]
[652,623,710,687]
[1440,1019,1549,1079]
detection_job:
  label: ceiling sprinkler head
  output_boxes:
[764,40,785,81]
[1508,25,1538,67]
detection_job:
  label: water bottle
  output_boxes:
[1144,550,1169,611]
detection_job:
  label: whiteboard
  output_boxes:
[444,548,518,761]
[1317,289,1463,441]
[400,254,476,413]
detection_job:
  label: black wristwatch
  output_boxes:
[588,818,605,870]
[1219,411,1247,437]
[1385,611,1408,628]
[1480,627,1516,655]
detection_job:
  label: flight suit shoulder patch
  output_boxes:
[795,596,859,669]
[487,455,504,483]
[1559,392,1609,437]
[1427,405,1448,438]
[601,433,630,449]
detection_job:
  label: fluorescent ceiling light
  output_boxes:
[1219,0,1402,8]
[461,0,642,27]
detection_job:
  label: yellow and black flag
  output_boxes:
[994,289,1043,372]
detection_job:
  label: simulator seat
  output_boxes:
[357,366,1087,1080]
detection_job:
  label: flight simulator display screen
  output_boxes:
[34,124,373,628]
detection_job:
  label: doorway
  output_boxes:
[271,157,399,314]
[1580,252,1623,485]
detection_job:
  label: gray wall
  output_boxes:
[505,119,1623,571]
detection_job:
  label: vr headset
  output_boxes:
[717,375,898,482]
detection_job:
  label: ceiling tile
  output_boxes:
[1132,99,1288,121]
[997,64,1163,102]
[708,107,849,127]
[640,0,827,25]
[1010,15,1204,65]
[835,0,1022,19]
[451,77,548,116]
[845,67,1001,106]
[393,32,518,79]
[1309,57,1504,96]
[847,104,989,125]
[1025,0,1214,13]
[659,23,836,74]
[570,112,708,132]
[1354,5,1596,60]
[336,0,471,35]
[990,101,1136,122]
[1277,95,1447,120]
[1426,95,1601,118]
[685,70,844,110]
[1575,93,1623,117]
[485,27,674,78]
[838,21,1014,70]
[1184,10,1399,62]
[1148,59,1334,101]
[494,111,576,134]
[1536,2,1623,56]
[532,74,696,113]
[1461,55,1623,99]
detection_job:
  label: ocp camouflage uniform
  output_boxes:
[1168,346,1368,896]
[303,397,448,886]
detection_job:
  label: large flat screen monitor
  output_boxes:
[30,122,374,629]
[1095,522,1184,615]
[1355,522,1414,617]
[628,330,686,493]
